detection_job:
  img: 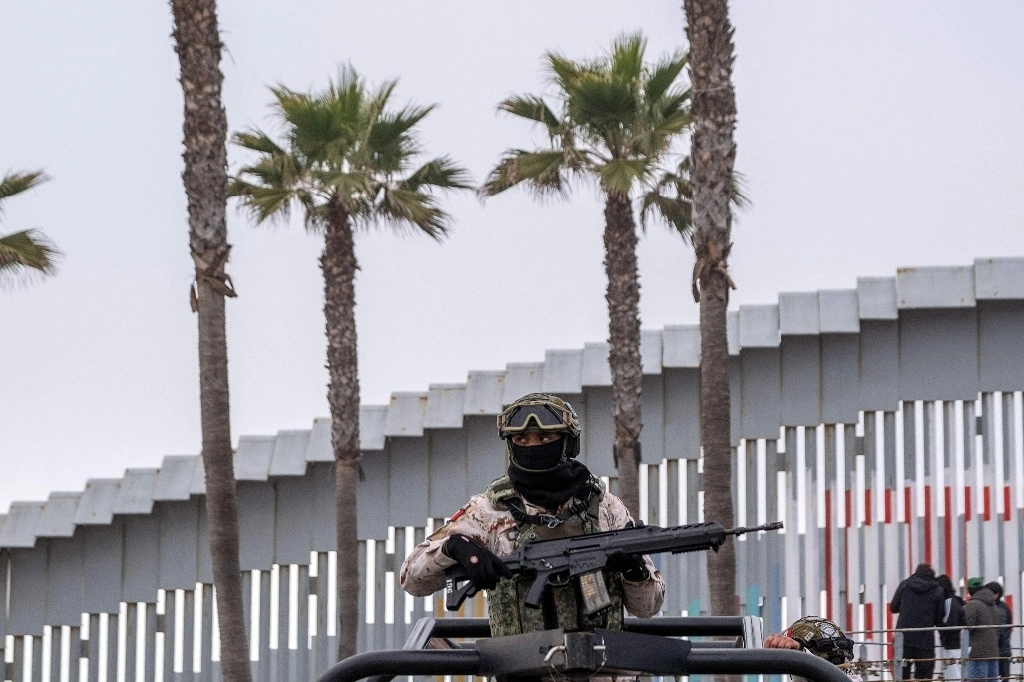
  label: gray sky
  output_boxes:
[2,1,1022,513]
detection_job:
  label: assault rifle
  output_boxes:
[445,520,783,614]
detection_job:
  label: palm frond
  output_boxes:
[402,157,474,192]
[598,157,650,194]
[374,187,450,241]
[480,150,570,198]
[498,95,561,133]
[0,170,49,209]
[0,228,61,275]
[231,129,286,156]
[231,66,470,239]
[646,52,688,102]
[608,32,646,83]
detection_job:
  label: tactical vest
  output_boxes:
[485,475,625,637]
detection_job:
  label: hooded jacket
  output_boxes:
[890,570,945,648]
[939,594,967,650]
[963,588,1000,659]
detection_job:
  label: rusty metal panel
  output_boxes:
[780,335,821,426]
[581,342,612,386]
[235,435,275,481]
[780,292,819,335]
[463,370,505,415]
[383,392,427,437]
[269,429,310,477]
[503,362,544,403]
[897,265,976,308]
[740,348,782,439]
[542,349,583,394]
[898,308,979,400]
[424,384,466,428]
[738,304,781,348]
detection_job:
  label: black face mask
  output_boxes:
[507,436,591,509]
[510,437,565,470]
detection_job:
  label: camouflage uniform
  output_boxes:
[399,479,665,627]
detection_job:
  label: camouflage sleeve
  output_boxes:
[599,493,666,618]
[398,495,508,598]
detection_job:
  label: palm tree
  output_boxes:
[228,67,472,659]
[0,170,61,285]
[168,1,250,679]
[481,32,690,517]
[682,0,742,626]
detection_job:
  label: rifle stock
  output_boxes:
[444,520,783,611]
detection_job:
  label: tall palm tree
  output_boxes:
[169,1,250,679]
[228,67,472,659]
[683,0,741,625]
[481,32,690,517]
[0,170,61,285]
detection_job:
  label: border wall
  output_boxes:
[1,257,1022,681]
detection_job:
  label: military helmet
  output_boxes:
[497,393,581,458]
[786,616,855,666]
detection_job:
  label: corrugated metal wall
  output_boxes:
[1,258,1022,681]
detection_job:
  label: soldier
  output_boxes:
[400,393,665,640]
[764,616,860,682]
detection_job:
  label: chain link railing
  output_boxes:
[839,622,1023,682]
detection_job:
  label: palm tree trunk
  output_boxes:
[323,200,361,661]
[170,1,251,679]
[603,191,643,518]
[683,0,740,630]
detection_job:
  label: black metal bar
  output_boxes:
[686,648,852,682]
[316,649,481,682]
[318,630,852,682]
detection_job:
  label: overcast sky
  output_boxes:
[2,1,1022,513]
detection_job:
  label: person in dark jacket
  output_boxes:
[964,585,1001,682]
[985,582,1012,682]
[890,563,945,681]
[937,574,967,681]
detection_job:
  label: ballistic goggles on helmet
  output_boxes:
[794,636,854,664]
[787,617,854,665]
[497,395,580,439]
